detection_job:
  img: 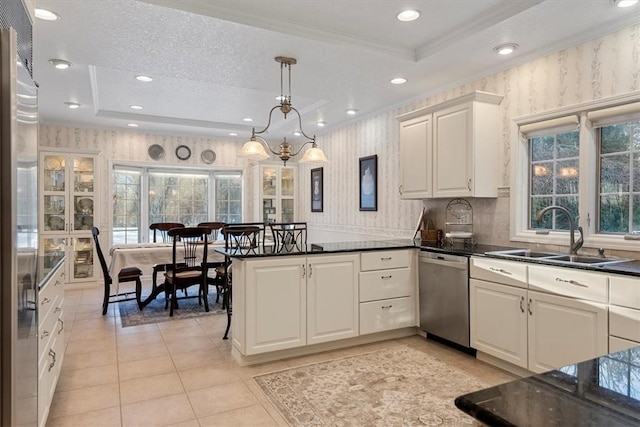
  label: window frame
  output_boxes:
[510,92,640,253]
[109,161,244,245]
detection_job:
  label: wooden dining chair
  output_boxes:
[163,226,210,317]
[197,222,226,303]
[218,223,265,339]
[149,222,185,294]
[270,222,307,252]
[92,227,143,315]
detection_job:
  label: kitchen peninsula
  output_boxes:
[217,240,420,365]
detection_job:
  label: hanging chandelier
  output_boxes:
[237,56,328,166]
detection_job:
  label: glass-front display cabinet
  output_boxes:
[255,164,297,223]
[40,152,97,283]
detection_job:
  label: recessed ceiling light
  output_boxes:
[228,132,238,136]
[135,75,153,82]
[293,131,301,136]
[614,0,638,7]
[316,121,326,127]
[390,77,407,85]
[127,123,139,127]
[397,10,420,22]
[48,59,71,69]
[243,117,254,122]
[346,109,358,115]
[494,43,518,55]
[64,102,80,109]
[35,8,59,21]
[129,105,144,110]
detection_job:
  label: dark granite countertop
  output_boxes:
[455,346,640,426]
[215,239,418,259]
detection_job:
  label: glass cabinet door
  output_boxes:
[74,195,94,231]
[281,199,294,223]
[43,155,66,192]
[263,199,277,223]
[73,156,94,193]
[72,237,94,280]
[42,237,66,271]
[262,167,277,196]
[281,167,294,197]
[43,195,66,232]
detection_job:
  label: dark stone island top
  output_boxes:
[455,346,640,426]
[215,238,418,259]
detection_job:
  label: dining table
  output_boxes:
[108,241,226,307]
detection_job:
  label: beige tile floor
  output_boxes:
[47,284,517,427]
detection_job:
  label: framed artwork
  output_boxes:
[359,155,377,211]
[311,167,323,212]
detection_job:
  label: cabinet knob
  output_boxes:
[41,297,51,305]
[41,330,50,340]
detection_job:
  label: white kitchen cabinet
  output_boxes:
[244,257,306,355]
[40,151,98,284]
[470,257,609,374]
[470,278,528,368]
[307,254,360,345]
[253,164,297,223]
[396,91,503,199]
[609,274,640,352]
[398,114,432,199]
[359,250,418,335]
[38,260,65,427]
[527,290,607,374]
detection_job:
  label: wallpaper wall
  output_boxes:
[299,23,640,247]
[39,24,640,250]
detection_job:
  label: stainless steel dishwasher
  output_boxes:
[419,250,471,349]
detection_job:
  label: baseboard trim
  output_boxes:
[476,351,531,378]
[231,327,420,366]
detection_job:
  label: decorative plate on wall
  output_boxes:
[176,145,191,161]
[201,149,216,164]
[148,144,165,161]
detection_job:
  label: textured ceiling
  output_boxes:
[33,0,640,143]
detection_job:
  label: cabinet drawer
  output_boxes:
[610,305,640,342]
[359,268,412,302]
[361,250,410,271]
[470,257,527,288]
[610,275,640,309]
[528,265,608,303]
[359,296,416,335]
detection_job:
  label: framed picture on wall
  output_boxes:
[359,155,377,211]
[311,167,323,212]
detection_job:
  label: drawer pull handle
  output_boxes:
[381,305,393,310]
[489,267,511,275]
[528,298,533,315]
[57,318,64,334]
[381,275,392,279]
[555,277,587,287]
[41,297,51,305]
[54,280,60,286]
[55,306,62,313]
[519,296,525,313]
[302,264,306,278]
[381,257,392,261]
[48,349,56,372]
[41,330,49,339]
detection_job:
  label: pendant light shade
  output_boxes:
[299,145,329,163]
[238,138,270,161]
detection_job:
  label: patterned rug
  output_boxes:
[253,345,487,426]
[117,289,227,327]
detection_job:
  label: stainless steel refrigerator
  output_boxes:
[1,27,39,426]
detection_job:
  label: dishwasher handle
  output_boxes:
[419,253,468,270]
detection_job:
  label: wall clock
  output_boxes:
[175,145,191,161]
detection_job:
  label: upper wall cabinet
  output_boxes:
[396,91,503,199]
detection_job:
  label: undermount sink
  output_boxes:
[485,249,631,267]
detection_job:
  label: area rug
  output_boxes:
[117,289,227,327]
[253,345,487,426]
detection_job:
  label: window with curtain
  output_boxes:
[522,116,580,231]
[112,166,243,245]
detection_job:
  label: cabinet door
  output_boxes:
[528,290,608,374]
[307,254,359,345]
[399,115,432,199]
[245,258,306,354]
[470,279,528,368]
[433,102,472,198]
